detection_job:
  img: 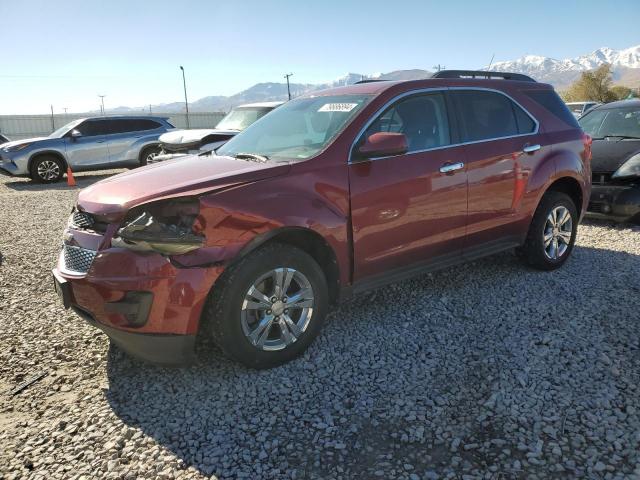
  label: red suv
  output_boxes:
[53,71,591,369]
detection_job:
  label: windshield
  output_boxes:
[217,94,371,161]
[579,107,640,139]
[49,119,83,138]
[216,107,273,131]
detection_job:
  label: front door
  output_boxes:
[349,92,468,282]
[64,119,110,169]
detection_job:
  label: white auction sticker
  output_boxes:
[318,103,358,112]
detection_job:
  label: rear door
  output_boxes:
[103,119,163,164]
[349,91,468,282]
[450,89,543,253]
[64,119,110,168]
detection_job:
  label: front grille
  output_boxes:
[69,210,109,233]
[62,244,97,274]
[592,172,613,185]
[71,211,95,229]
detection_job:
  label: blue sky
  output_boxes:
[0,0,638,114]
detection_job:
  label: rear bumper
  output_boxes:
[73,306,197,365]
[587,184,640,222]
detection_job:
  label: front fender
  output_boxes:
[169,172,351,285]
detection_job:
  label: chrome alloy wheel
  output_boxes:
[543,206,573,260]
[241,267,314,351]
[37,160,60,181]
[146,151,159,163]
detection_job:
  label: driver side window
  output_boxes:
[75,120,109,137]
[365,93,451,152]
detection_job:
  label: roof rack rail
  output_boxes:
[354,79,390,84]
[431,70,536,82]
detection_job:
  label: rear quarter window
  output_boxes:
[525,90,580,128]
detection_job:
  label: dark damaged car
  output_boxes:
[580,99,640,222]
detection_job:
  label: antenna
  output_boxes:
[487,53,495,71]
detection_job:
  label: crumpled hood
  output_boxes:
[591,139,640,172]
[1,136,49,149]
[159,128,238,146]
[78,154,290,217]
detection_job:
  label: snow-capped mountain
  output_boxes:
[490,45,640,87]
[105,45,640,114]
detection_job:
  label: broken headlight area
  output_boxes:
[112,198,204,255]
[612,154,640,180]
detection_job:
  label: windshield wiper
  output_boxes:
[234,153,269,163]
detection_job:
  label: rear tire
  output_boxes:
[202,243,329,369]
[139,145,161,166]
[29,155,64,183]
[518,191,578,271]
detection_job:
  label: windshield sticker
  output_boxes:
[318,103,358,112]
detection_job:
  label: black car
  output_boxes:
[579,99,640,222]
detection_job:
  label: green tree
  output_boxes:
[610,85,632,100]
[564,64,616,103]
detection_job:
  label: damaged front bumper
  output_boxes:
[53,227,224,365]
[587,183,640,222]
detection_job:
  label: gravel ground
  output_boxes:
[1,171,640,480]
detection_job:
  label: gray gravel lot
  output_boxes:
[1,171,640,480]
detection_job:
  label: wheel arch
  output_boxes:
[544,176,584,217]
[229,226,341,306]
[28,150,68,173]
[138,142,162,163]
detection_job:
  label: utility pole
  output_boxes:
[149,104,152,115]
[433,64,445,72]
[98,95,106,115]
[284,73,293,100]
[63,107,68,116]
[50,105,55,131]
[179,66,190,129]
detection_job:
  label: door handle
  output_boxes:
[522,144,541,154]
[439,162,464,174]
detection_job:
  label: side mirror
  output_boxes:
[358,132,408,159]
[70,129,82,139]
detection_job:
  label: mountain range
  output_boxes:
[107,44,640,114]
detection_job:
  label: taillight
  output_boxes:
[582,133,592,162]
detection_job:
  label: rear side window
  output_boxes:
[105,119,162,134]
[364,92,451,152]
[525,90,580,128]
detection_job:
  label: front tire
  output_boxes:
[518,191,578,270]
[30,155,64,183]
[203,243,329,369]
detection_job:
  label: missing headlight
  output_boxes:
[112,197,204,255]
